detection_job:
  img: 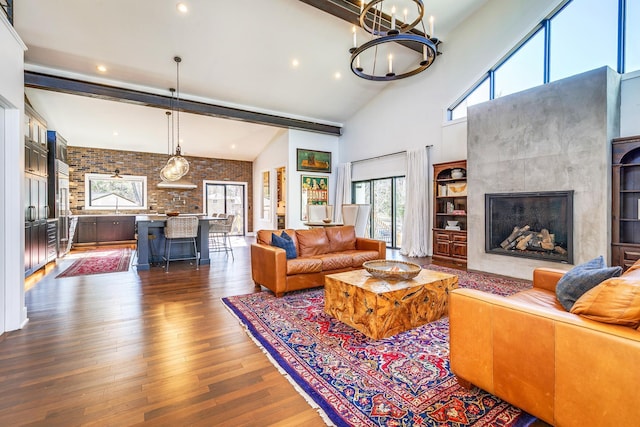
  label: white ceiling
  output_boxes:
[14,0,487,160]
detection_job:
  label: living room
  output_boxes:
[2,0,640,425]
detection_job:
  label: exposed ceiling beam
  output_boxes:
[24,71,342,136]
[299,0,427,53]
[298,0,361,26]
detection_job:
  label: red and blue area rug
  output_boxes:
[56,248,132,278]
[222,265,535,427]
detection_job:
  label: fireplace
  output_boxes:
[485,191,573,264]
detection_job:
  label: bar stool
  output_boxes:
[163,216,199,272]
[209,214,235,260]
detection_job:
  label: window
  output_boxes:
[204,181,246,235]
[494,29,544,98]
[352,176,405,249]
[450,77,490,120]
[627,0,640,73]
[85,173,147,210]
[448,0,637,121]
[550,0,618,82]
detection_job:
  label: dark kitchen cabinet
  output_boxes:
[75,216,136,244]
[75,217,97,244]
[97,216,136,243]
[47,219,58,262]
[24,102,49,277]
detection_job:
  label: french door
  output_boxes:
[204,181,246,235]
[352,176,405,249]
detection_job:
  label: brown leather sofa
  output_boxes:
[251,225,386,297]
[449,266,640,427]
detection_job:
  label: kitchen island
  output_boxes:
[135,215,214,270]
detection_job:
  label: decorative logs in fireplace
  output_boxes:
[500,225,568,255]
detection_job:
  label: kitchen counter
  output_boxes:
[135,215,214,270]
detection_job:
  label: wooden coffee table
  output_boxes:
[324,268,458,339]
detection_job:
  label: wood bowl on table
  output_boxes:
[166,212,180,217]
[322,218,332,223]
[362,260,421,281]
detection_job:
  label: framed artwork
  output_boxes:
[301,175,328,220]
[296,149,332,173]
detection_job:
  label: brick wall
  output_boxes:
[68,146,254,232]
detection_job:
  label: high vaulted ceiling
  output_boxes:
[14,0,487,161]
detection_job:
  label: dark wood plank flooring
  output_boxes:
[0,239,434,426]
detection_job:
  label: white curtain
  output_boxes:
[401,147,431,257]
[334,162,352,222]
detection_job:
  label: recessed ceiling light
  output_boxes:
[113,131,119,136]
[334,72,342,80]
[292,59,300,68]
[177,2,188,13]
[231,144,237,149]
[97,65,107,73]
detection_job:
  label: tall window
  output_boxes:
[450,78,490,121]
[85,173,146,210]
[550,0,618,82]
[627,0,640,72]
[352,176,405,249]
[494,29,544,98]
[448,0,635,121]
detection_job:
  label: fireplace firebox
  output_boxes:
[485,191,573,264]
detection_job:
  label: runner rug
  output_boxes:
[56,248,132,278]
[222,265,535,427]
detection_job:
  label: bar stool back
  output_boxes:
[163,216,199,272]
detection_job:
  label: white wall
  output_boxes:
[252,128,339,231]
[252,129,288,232]
[340,0,563,167]
[0,14,28,333]
[621,71,640,137]
[287,130,339,229]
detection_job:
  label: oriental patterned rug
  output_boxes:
[56,248,132,278]
[222,265,535,427]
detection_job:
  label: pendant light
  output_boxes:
[160,56,190,182]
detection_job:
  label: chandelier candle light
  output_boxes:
[160,56,190,182]
[350,0,440,81]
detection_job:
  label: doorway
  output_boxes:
[204,181,247,235]
[276,167,286,229]
[352,176,406,249]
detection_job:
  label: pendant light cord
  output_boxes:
[175,56,181,152]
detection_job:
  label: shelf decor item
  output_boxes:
[362,260,421,281]
[451,168,464,179]
[447,182,467,196]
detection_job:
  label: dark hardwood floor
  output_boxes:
[0,238,433,426]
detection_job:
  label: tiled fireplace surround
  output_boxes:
[466,67,621,280]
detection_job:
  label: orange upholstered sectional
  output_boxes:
[449,263,640,427]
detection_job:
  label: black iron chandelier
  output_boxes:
[349,0,441,81]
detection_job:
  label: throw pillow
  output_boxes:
[271,232,297,259]
[570,277,640,328]
[556,256,622,311]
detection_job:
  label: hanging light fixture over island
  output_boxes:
[160,56,190,182]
